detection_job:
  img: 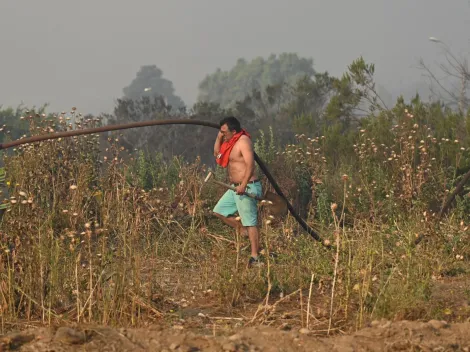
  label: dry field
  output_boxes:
[2,110,470,350]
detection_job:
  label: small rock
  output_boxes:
[177,344,194,352]
[228,333,242,341]
[391,340,411,349]
[299,328,310,335]
[54,327,86,344]
[370,320,380,327]
[428,319,449,329]
[379,321,391,329]
[222,342,237,351]
[0,332,35,350]
[150,339,161,348]
[169,342,179,350]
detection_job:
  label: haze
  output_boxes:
[1,0,469,115]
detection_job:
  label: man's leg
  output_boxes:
[213,189,241,230]
[235,182,263,261]
[213,212,242,230]
[213,190,248,237]
[245,226,260,258]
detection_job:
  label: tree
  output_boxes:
[105,96,222,165]
[197,53,316,109]
[323,57,389,126]
[104,96,176,157]
[123,65,185,110]
[285,72,333,135]
[418,37,469,115]
[0,103,52,144]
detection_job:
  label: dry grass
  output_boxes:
[1,108,470,336]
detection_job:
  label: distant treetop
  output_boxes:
[197,53,316,109]
[123,65,185,109]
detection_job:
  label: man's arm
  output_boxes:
[238,137,255,191]
[214,131,224,157]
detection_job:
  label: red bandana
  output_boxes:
[215,129,251,168]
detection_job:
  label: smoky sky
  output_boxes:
[0,0,469,115]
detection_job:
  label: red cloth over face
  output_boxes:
[216,129,251,168]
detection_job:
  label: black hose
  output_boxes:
[0,118,322,242]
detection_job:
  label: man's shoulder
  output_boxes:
[236,135,253,152]
[238,135,251,143]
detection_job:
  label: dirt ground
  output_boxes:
[1,319,470,351]
[3,271,470,351]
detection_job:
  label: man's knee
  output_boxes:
[241,220,258,227]
[213,211,224,219]
[236,197,259,227]
[239,208,259,227]
[244,225,259,232]
[213,211,237,222]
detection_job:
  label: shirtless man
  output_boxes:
[212,116,262,267]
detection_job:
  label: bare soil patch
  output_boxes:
[2,319,470,351]
[4,272,470,351]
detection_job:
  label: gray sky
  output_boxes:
[0,0,469,115]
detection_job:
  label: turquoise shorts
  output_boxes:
[213,181,262,227]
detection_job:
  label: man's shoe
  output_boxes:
[248,256,264,268]
[259,248,278,259]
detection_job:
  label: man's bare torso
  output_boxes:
[227,135,258,184]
